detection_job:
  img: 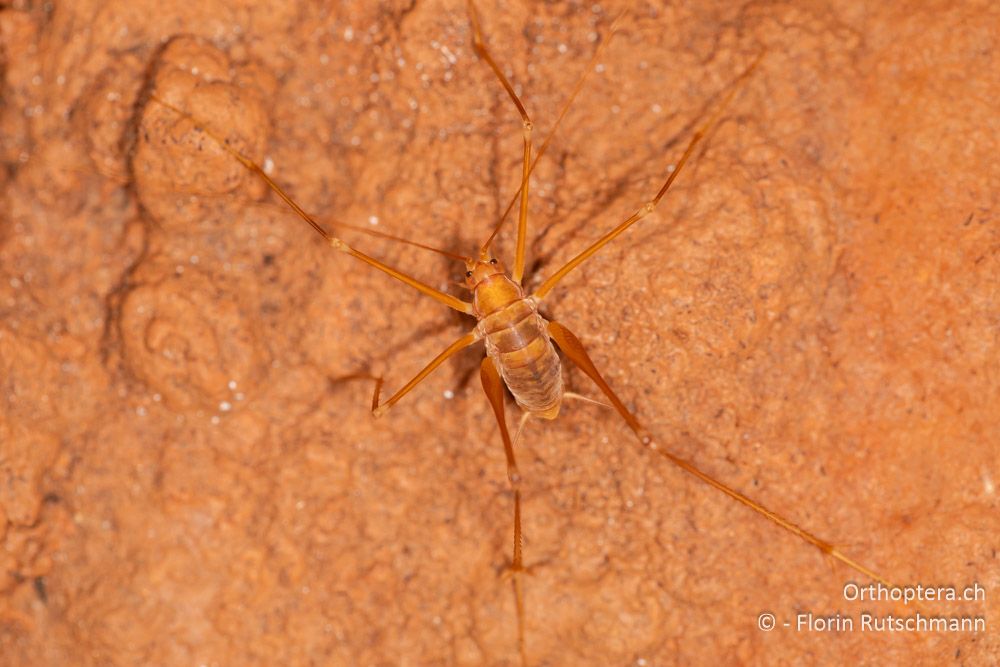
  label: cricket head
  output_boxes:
[463,256,522,316]
[462,256,505,290]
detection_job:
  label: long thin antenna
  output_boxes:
[323,217,470,262]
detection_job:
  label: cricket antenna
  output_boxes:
[327,219,471,262]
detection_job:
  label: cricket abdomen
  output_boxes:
[478,296,563,419]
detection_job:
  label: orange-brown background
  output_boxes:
[1,1,996,665]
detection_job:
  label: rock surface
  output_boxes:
[1,1,997,665]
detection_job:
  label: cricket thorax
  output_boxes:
[471,273,523,317]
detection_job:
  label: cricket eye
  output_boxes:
[466,271,473,277]
[490,258,498,264]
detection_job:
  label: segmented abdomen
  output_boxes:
[479,297,563,417]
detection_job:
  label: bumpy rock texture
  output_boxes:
[1,1,997,665]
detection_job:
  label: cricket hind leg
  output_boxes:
[479,356,529,667]
[546,320,896,588]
